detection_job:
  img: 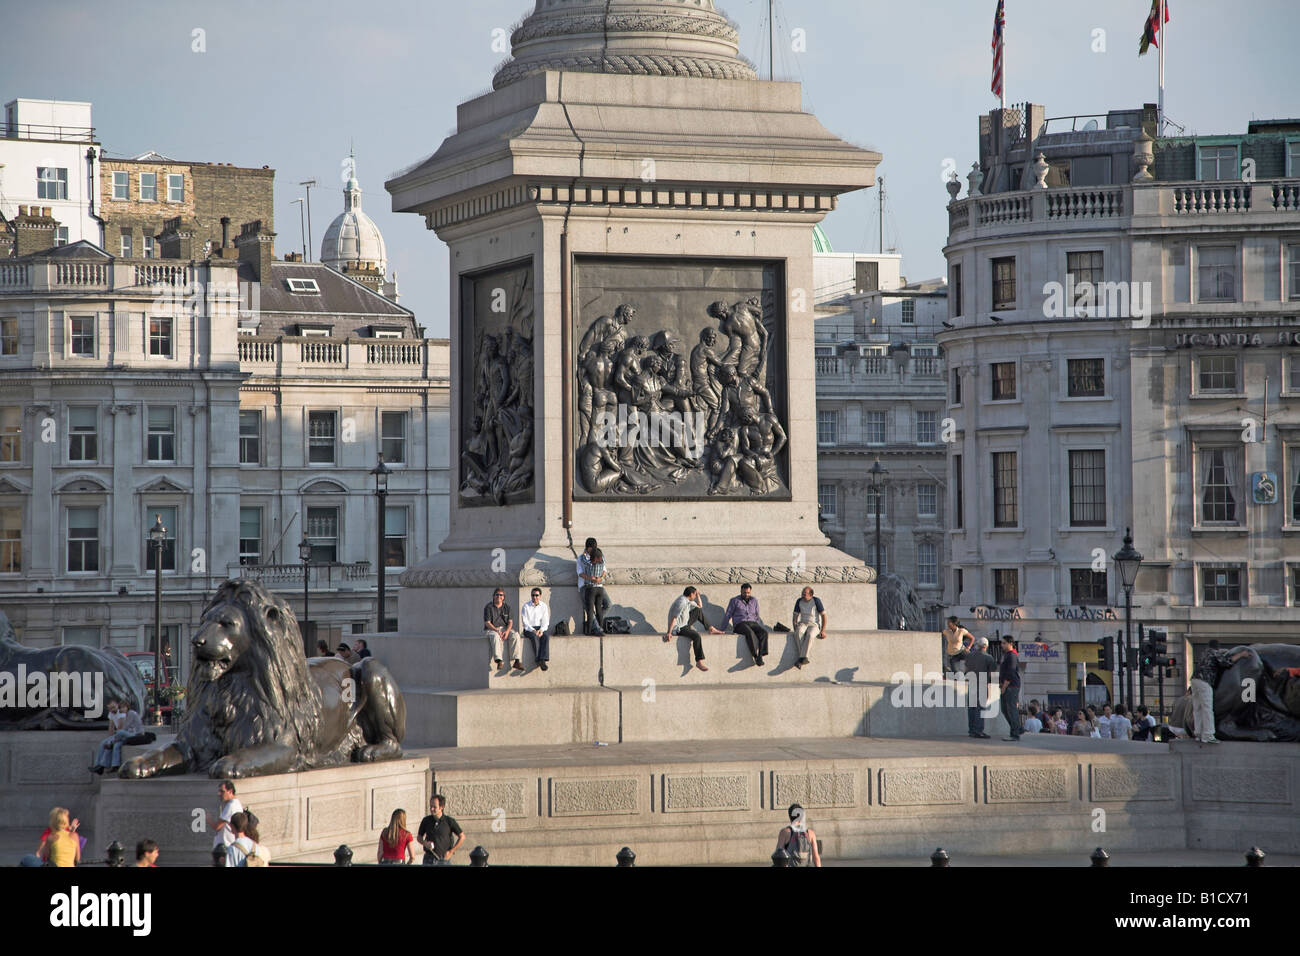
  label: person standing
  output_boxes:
[1188,646,1252,744]
[417,794,466,865]
[207,780,243,851]
[1023,705,1043,734]
[998,635,1023,740]
[664,586,725,672]
[354,639,372,659]
[965,636,995,738]
[483,588,522,672]
[943,616,975,673]
[225,812,269,867]
[576,537,609,635]
[775,804,821,867]
[377,809,415,864]
[724,583,769,667]
[790,586,827,668]
[1110,704,1133,740]
[520,588,551,671]
[39,808,81,867]
[583,548,611,636]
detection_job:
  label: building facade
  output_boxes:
[939,103,1300,709]
[1,98,100,248]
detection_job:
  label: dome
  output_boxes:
[812,224,833,253]
[493,0,758,90]
[320,158,388,275]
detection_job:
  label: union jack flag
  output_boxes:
[1139,0,1170,56]
[991,1,1006,99]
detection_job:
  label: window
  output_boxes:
[1288,245,1300,301]
[306,507,338,563]
[991,362,1017,401]
[816,410,838,445]
[139,172,157,201]
[68,407,97,462]
[239,507,261,566]
[1293,567,1300,607]
[1067,358,1105,397]
[120,233,133,259]
[992,451,1018,527]
[866,410,886,444]
[867,543,887,575]
[70,315,95,357]
[866,486,884,518]
[901,299,915,324]
[991,257,1016,310]
[1202,567,1242,605]
[955,568,964,599]
[1199,446,1241,523]
[1070,569,1108,606]
[381,412,406,464]
[1069,156,1112,187]
[384,506,407,568]
[37,167,68,200]
[167,173,184,202]
[1068,450,1106,526]
[1290,359,1300,395]
[55,226,68,246]
[1198,145,1238,181]
[1292,447,1300,523]
[308,412,336,464]
[952,455,963,530]
[286,278,321,294]
[67,507,99,572]
[950,368,962,405]
[951,264,963,318]
[1197,246,1236,302]
[112,171,129,200]
[1,318,16,355]
[818,483,837,519]
[1067,251,1104,313]
[1197,355,1238,393]
[916,410,937,444]
[239,410,260,464]
[62,627,100,647]
[373,329,402,340]
[144,507,177,572]
[149,317,173,357]
[147,406,175,462]
[143,236,154,259]
[923,607,941,632]
[993,568,1019,605]
[0,408,19,463]
[917,542,938,586]
[0,507,19,572]
[1290,142,1300,177]
[918,483,938,517]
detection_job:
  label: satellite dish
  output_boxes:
[1082,119,1099,131]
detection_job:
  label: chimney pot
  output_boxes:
[43,207,51,218]
[18,205,27,216]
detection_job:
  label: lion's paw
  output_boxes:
[118,757,151,779]
[209,755,250,779]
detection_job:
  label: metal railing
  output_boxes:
[1,122,96,142]
[228,560,373,586]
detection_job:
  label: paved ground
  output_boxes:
[822,850,1298,867]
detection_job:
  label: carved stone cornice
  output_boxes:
[399,564,876,589]
[1026,358,1054,373]
[109,404,137,416]
[23,403,54,417]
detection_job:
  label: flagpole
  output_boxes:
[1000,4,1007,110]
[1157,0,1165,134]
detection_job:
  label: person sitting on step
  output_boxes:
[483,588,522,672]
[790,586,827,669]
[664,586,725,672]
[724,582,769,667]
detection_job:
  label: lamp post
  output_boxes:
[371,454,391,632]
[299,536,312,656]
[1113,528,1144,712]
[147,514,166,723]
[869,459,889,581]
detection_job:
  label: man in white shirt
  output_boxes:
[89,699,145,773]
[207,780,243,849]
[1110,705,1133,740]
[664,586,725,672]
[1022,704,1043,734]
[520,588,551,671]
[1097,703,1114,740]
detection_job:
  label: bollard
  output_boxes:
[334,845,353,866]
[930,848,950,868]
[1091,847,1109,868]
[211,845,227,867]
[105,841,125,867]
[771,848,791,867]
[469,845,489,868]
[1245,846,1266,868]
[616,847,636,868]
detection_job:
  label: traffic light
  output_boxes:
[1140,641,1155,679]
[1149,628,1168,658]
[1097,635,1114,671]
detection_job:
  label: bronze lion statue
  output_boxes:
[120,579,405,779]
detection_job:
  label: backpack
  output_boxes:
[240,839,267,867]
[785,828,813,867]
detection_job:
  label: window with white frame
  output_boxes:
[167,173,184,202]
[1201,566,1242,605]
[1197,246,1237,302]
[1290,445,1300,524]
[916,410,937,444]
[923,607,941,631]
[917,542,938,586]
[1067,251,1104,312]
[146,406,176,462]
[62,627,100,647]
[239,507,261,565]
[1068,449,1106,527]
[1198,445,1242,524]
[816,410,838,445]
[68,407,97,462]
[867,543,887,575]
[1288,245,1300,301]
[1,318,16,356]
[993,451,1018,527]
[149,317,173,357]
[1289,358,1300,394]
[120,233,133,259]
[112,171,129,200]
[239,411,260,464]
[866,410,886,444]
[866,485,885,518]
[0,507,20,573]
[901,299,915,324]
[70,315,95,357]
[306,507,338,563]
[818,482,837,519]
[139,172,157,201]
[55,226,68,246]
[308,412,336,464]
[991,257,1016,310]
[918,483,938,517]
[67,507,99,572]
[0,407,19,463]
[1198,146,1238,181]
[144,506,177,572]
[1197,355,1239,393]
[381,412,406,464]
[37,167,68,200]
[1290,141,1300,177]
[143,236,155,259]
[384,506,408,568]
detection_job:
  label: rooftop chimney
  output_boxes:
[11,206,59,257]
[157,216,195,260]
[235,219,276,281]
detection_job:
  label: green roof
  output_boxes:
[812,224,833,254]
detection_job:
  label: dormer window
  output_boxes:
[372,329,403,339]
[299,327,331,337]
[286,277,321,294]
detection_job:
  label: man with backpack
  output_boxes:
[775,803,821,867]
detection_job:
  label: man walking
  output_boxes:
[1188,646,1252,744]
[520,588,551,671]
[998,635,1023,740]
[791,586,827,668]
[723,583,770,667]
[484,588,522,672]
[417,794,465,865]
[207,780,243,851]
[965,637,995,738]
[664,586,725,672]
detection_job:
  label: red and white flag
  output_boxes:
[991,1,1006,100]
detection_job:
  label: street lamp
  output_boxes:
[299,536,312,655]
[868,459,889,582]
[371,454,391,632]
[1113,528,1144,711]
[147,514,166,723]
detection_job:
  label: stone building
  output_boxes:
[320,154,398,300]
[939,102,1300,709]
[814,245,949,628]
[0,98,100,247]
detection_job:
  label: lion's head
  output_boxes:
[180,579,324,769]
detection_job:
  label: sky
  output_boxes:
[2,0,1296,336]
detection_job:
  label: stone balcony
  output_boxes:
[237,337,446,379]
[226,560,375,589]
[0,258,208,294]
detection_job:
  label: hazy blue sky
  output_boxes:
[3,0,1295,335]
